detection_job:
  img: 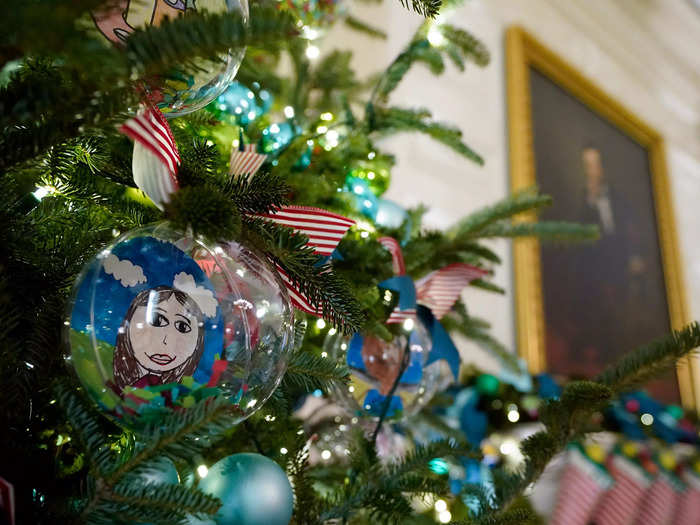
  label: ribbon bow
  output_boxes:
[377,236,489,380]
[120,109,355,318]
[120,106,180,209]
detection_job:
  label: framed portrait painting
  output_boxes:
[505,27,697,408]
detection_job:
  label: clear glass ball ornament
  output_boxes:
[91,0,249,117]
[324,321,445,421]
[65,222,294,431]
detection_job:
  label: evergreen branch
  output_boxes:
[165,185,241,240]
[450,188,552,237]
[240,217,364,333]
[465,508,538,525]
[371,106,483,164]
[441,313,520,373]
[440,25,491,66]
[595,322,700,393]
[104,397,235,486]
[397,0,442,18]
[312,51,361,99]
[107,482,221,522]
[286,431,324,524]
[483,324,700,521]
[0,0,113,62]
[126,7,297,78]
[474,220,599,241]
[282,350,350,393]
[55,383,116,477]
[344,16,388,39]
[223,170,290,215]
[381,440,480,484]
[371,40,431,104]
[469,279,505,294]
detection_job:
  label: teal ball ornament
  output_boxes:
[475,373,500,396]
[198,453,294,525]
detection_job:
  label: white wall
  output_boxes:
[321,0,700,375]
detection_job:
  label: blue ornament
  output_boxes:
[214,82,263,126]
[250,82,273,113]
[293,146,313,171]
[344,176,378,218]
[535,373,561,399]
[260,122,299,155]
[374,199,408,230]
[198,453,294,525]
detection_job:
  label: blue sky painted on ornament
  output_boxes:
[71,236,224,384]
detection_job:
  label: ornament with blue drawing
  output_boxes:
[67,223,295,430]
[326,320,444,420]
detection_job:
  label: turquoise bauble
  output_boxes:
[475,373,500,396]
[260,122,299,155]
[198,453,294,525]
[213,82,263,126]
[375,199,408,229]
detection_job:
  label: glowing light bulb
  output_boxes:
[403,318,415,331]
[197,465,209,478]
[284,106,295,118]
[438,510,452,523]
[306,45,320,59]
[321,450,331,460]
[434,500,447,512]
[500,440,517,455]
[428,27,446,47]
[316,319,326,329]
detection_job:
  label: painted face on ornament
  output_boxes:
[114,286,205,390]
[93,0,191,45]
[361,336,405,395]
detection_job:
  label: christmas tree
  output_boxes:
[1,1,698,524]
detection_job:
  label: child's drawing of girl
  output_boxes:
[113,285,205,392]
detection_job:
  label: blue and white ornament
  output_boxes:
[65,222,295,431]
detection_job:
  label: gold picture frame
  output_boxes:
[505,26,697,409]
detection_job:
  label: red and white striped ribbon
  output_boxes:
[674,469,700,525]
[415,263,489,320]
[256,205,355,316]
[377,236,414,323]
[550,448,612,525]
[119,107,180,208]
[378,237,405,275]
[257,206,355,257]
[634,473,679,525]
[230,144,267,176]
[378,237,487,323]
[386,309,417,324]
[592,454,652,525]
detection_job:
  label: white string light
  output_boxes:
[306,44,320,60]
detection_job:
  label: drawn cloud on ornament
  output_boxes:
[103,253,147,287]
[173,272,218,318]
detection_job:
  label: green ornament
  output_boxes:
[475,374,500,395]
[667,404,684,420]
